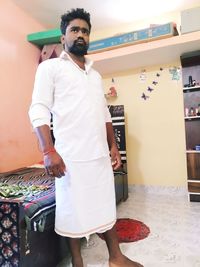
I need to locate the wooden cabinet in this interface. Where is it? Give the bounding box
[181,50,200,201]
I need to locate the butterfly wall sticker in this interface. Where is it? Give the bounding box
[139,67,164,101]
[147,86,154,92]
[141,93,150,100]
[152,81,158,85]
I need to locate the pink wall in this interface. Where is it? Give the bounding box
[0,1,47,172]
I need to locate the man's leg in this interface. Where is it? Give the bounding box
[68,237,84,267]
[103,225,144,267]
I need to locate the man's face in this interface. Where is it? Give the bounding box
[62,18,90,56]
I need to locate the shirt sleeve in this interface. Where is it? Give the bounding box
[99,76,112,123]
[29,61,54,128]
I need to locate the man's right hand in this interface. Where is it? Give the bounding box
[44,152,66,178]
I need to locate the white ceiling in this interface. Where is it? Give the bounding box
[12,0,200,31]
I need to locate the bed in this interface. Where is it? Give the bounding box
[0,167,70,267]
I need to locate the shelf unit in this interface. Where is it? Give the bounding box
[181,50,200,202]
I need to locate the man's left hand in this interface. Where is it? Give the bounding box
[110,145,122,170]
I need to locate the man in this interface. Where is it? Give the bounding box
[29,8,143,267]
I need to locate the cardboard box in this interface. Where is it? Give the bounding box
[181,7,200,34]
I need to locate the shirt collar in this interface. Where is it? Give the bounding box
[59,51,93,71]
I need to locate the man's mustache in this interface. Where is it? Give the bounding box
[74,38,86,45]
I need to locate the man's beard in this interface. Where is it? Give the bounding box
[68,39,89,56]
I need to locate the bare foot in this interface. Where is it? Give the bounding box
[109,255,143,267]
[71,257,84,267]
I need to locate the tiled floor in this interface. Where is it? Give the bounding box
[58,186,200,267]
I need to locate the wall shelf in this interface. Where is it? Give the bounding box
[87,31,200,75]
[188,192,200,195]
[186,150,200,153]
[28,29,200,75]
[183,85,200,91]
[27,28,61,47]
[185,116,200,120]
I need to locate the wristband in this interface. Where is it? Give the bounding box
[43,148,56,156]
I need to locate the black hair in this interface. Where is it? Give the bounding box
[60,8,91,34]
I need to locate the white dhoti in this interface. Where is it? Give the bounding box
[55,156,116,238]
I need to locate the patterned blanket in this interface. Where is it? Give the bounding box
[0,167,55,232]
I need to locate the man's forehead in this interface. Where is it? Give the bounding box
[68,19,89,29]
